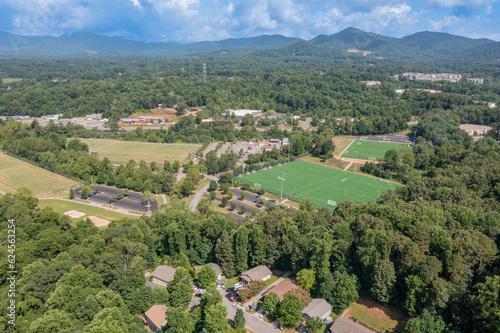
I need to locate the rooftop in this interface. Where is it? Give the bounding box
[145,304,167,330]
[330,317,375,333]
[242,265,272,282]
[302,298,332,319]
[152,265,176,283]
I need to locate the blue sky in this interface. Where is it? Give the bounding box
[0,0,498,42]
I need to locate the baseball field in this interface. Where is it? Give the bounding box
[237,160,401,209]
[341,140,410,161]
[0,153,80,195]
[79,139,200,164]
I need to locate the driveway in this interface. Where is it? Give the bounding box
[300,117,313,130]
[219,289,282,333]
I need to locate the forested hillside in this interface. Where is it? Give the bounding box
[0,116,499,332]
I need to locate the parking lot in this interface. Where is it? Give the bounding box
[74,185,158,213]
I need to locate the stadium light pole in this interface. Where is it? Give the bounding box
[354,151,359,173]
[278,172,286,202]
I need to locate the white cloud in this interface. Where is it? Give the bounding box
[426,0,498,8]
[429,15,460,30]
[130,0,143,10]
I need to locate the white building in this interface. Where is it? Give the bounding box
[225,109,262,118]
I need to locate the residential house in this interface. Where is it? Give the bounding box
[302,298,332,321]
[145,304,167,332]
[151,265,176,287]
[241,265,272,285]
[329,317,374,333]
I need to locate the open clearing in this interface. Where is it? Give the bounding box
[237,160,400,209]
[0,153,80,195]
[341,139,410,161]
[39,199,139,220]
[2,78,23,84]
[79,139,200,164]
[344,298,409,332]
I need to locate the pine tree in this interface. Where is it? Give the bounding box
[233,226,249,274]
[234,308,245,329]
[215,230,236,278]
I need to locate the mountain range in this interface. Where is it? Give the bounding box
[0,28,497,61]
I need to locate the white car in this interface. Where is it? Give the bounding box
[232,303,241,309]
[259,312,266,319]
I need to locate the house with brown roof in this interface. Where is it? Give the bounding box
[241,265,272,285]
[330,317,374,333]
[151,265,176,287]
[145,304,167,332]
[302,298,332,321]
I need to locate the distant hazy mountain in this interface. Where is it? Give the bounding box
[308,27,495,60]
[0,28,495,60]
[0,31,302,57]
[455,41,500,61]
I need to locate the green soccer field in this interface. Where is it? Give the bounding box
[340,140,410,161]
[237,160,401,209]
[78,139,200,164]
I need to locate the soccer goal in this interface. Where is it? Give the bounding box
[369,157,376,161]
[341,178,347,182]
[254,183,262,189]
[327,200,337,206]
[380,179,389,183]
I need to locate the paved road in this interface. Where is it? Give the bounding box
[300,117,313,130]
[190,182,211,211]
[218,289,281,333]
[189,174,219,211]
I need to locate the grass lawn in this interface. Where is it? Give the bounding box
[0,153,81,196]
[181,178,211,206]
[346,298,408,332]
[2,78,23,84]
[341,139,410,161]
[222,276,240,288]
[38,199,140,221]
[79,139,200,164]
[237,160,401,209]
[263,275,280,289]
[299,154,349,170]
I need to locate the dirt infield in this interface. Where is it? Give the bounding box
[64,210,86,218]
[87,216,111,227]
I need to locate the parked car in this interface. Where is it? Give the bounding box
[232,303,241,309]
[259,312,266,319]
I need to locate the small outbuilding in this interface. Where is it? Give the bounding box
[241,265,272,285]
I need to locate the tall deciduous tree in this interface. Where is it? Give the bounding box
[204,303,231,333]
[198,265,217,288]
[296,269,316,290]
[276,292,304,327]
[370,260,396,303]
[263,292,280,317]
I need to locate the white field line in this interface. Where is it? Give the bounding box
[91,142,117,152]
[339,138,356,158]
